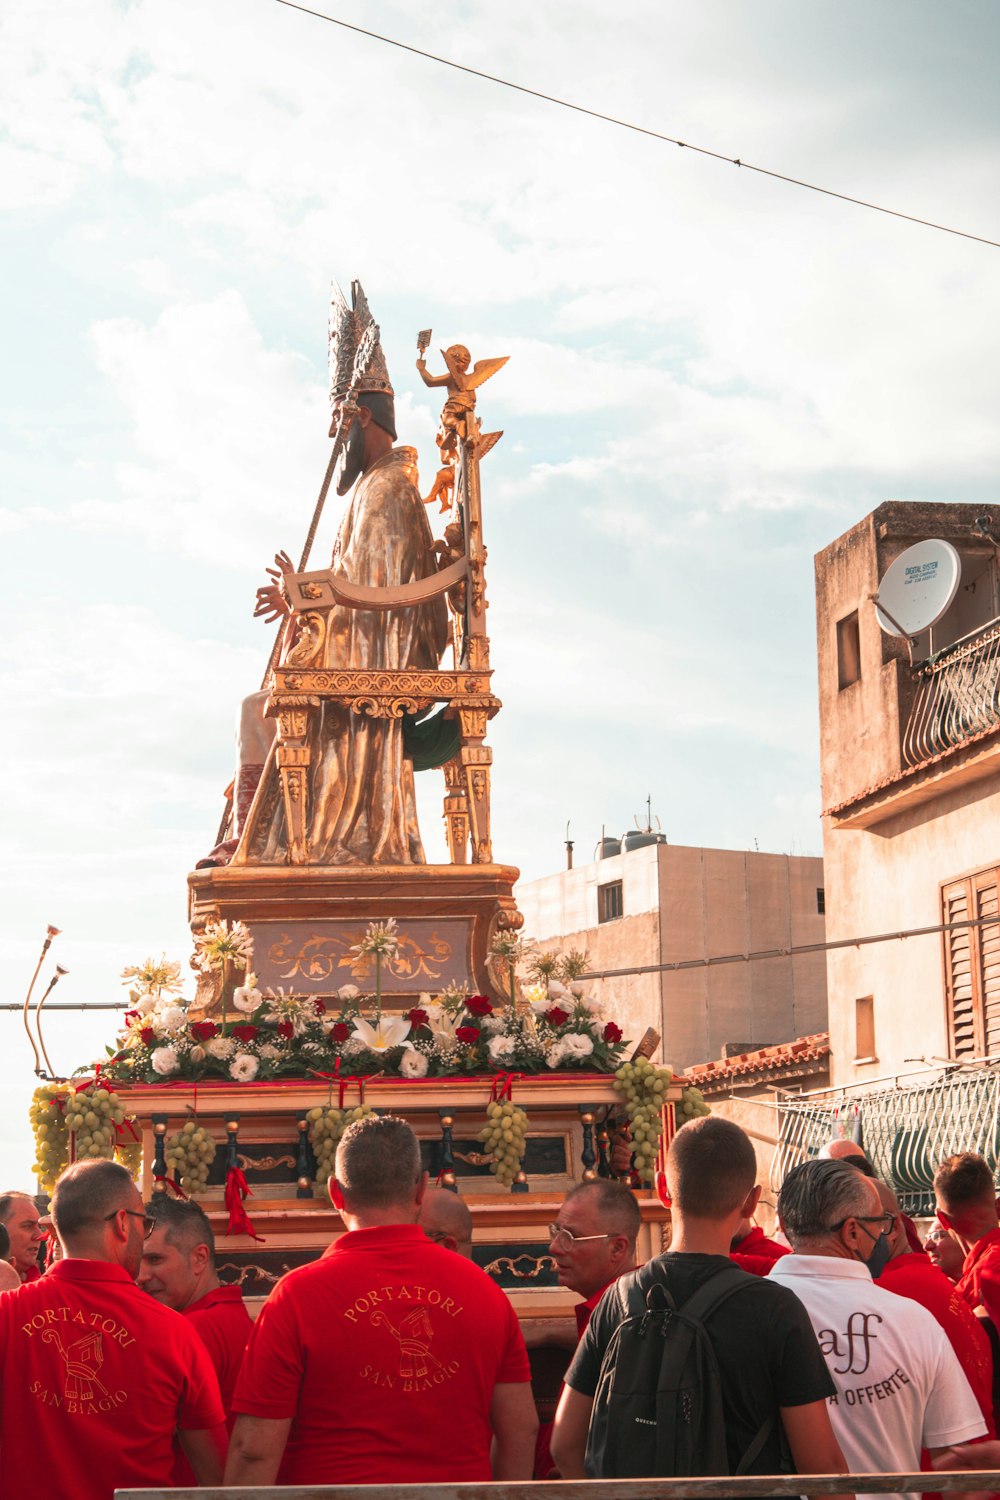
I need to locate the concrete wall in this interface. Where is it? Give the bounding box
[824,779,1000,1088]
[517,843,828,1075]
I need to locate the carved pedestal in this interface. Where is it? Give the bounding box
[188,862,522,1007]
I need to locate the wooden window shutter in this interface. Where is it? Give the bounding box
[942,866,1000,1059]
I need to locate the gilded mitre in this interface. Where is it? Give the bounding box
[328,279,393,402]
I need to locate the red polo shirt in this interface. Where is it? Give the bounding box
[956,1227,1000,1313]
[731,1225,791,1277]
[881,1252,995,1435]
[234,1223,530,1484]
[0,1258,225,1500]
[184,1284,253,1421]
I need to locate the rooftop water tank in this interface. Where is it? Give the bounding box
[622,829,667,853]
[598,836,621,859]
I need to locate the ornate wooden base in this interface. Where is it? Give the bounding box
[118,1073,673,1320]
[187,862,522,1006]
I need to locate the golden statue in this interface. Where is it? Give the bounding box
[416,337,508,511]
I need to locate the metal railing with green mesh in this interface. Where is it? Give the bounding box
[771,1065,1000,1215]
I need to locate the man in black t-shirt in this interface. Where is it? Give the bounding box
[551,1117,851,1500]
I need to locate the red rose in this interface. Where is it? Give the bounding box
[231,1024,258,1042]
[546,1006,569,1028]
[276,1021,295,1040]
[603,1022,623,1044]
[190,1020,219,1042]
[313,998,327,1015]
[465,994,493,1017]
[455,1025,480,1046]
[407,1008,429,1028]
[140,1027,155,1046]
[124,1009,140,1025]
[332,1022,351,1043]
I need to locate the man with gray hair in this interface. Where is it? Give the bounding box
[227,1114,537,1487]
[772,1158,1000,1500]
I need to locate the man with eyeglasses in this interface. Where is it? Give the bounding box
[0,1158,227,1500]
[772,1158,1000,1500]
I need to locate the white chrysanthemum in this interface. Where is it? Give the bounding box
[151,1045,179,1076]
[232,986,262,1014]
[487,1034,516,1062]
[205,1036,236,1059]
[400,1047,429,1078]
[230,1052,259,1082]
[338,984,360,1001]
[546,1040,566,1069]
[155,1004,186,1033]
[561,1031,595,1060]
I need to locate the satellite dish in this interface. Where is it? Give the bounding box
[874,539,961,637]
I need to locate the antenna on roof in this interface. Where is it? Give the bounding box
[565,820,574,871]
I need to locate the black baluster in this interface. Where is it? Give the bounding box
[596,1119,612,1179]
[225,1115,240,1174]
[579,1107,597,1182]
[296,1115,313,1199]
[151,1114,168,1192]
[438,1109,457,1192]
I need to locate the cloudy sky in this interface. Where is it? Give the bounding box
[2,0,999,1183]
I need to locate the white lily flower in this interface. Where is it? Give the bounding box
[351,1016,411,1052]
[429,1012,461,1047]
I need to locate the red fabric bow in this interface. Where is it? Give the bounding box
[490,1072,522,1103]
[225,1166,263,1241]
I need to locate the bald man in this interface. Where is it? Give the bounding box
[419,1187,474,1258]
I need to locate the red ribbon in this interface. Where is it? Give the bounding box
[490,1072,522,1103]
[153,1172,189,1200]
[309,1063,346,1109]
[225,1166,263,1241]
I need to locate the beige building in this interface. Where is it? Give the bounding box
[816,501,1000,1089]
[516,840,827,1073]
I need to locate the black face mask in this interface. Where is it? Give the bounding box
[859,1222,892,1280]
[335,416,366,495]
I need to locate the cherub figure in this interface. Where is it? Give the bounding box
[416,343,508,463]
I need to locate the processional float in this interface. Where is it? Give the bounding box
[28,284,695,1327]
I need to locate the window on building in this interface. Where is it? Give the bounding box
[598,880,623,924]
[854,996,876,1062]
[942,865,1000,1059]
[817,887,826,915]
[836,611,861,689]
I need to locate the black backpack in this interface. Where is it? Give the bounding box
[584,1261,775,1478]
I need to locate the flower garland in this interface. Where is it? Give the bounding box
[94,924,633,1085]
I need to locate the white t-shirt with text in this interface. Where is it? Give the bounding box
[770,1255,986,1500]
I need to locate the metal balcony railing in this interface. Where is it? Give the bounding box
[902,616,1000,767]
[772,1063,1000,1215]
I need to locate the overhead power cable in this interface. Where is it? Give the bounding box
[580,911,998,981]
[273,0,1000,251]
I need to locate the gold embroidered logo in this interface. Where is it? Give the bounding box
[349,1283,462,1394]
[371,1305,442,1380]
[42,1326,109,1402]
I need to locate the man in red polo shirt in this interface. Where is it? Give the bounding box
[0,1191,45,1283]
[227,1114,537,1487]
[876,1179,995,1436]
[0,1158,226,1500]
[935,1152,1000,1314]
[139,1196,252,1422]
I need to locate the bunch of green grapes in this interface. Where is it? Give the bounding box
[479,1100,528,1187]
[115,1135,143,1181]
[64,1085,127,1163]
[307,1104,373,1184]
[165,1121,217,1195]
[613,1058,674,1183]
[678,1083,711,1123]
[30,1084,70,1192]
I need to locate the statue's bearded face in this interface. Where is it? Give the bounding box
[335,413,366,495]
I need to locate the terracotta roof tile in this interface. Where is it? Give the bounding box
[685,1032,830,1086]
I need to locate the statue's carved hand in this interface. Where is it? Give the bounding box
[253,551,295,622]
